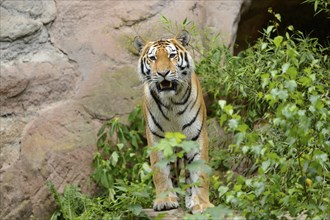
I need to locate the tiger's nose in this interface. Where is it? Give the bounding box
[157,70,170,77]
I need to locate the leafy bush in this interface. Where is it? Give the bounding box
[49,106,154,219]
[197,14,330,219]
[49,182,153,220]
[93,106,151,189]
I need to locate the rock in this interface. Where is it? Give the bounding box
[0,7,42,41]
[0,48,80,115]
[1,0,57,24]
[78,66,142,120]
[207,118,233,150]
[0,117,27,171]
[1,101,99,219]
[0,64,30,103]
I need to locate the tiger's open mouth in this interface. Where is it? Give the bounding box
[156,80,177,92]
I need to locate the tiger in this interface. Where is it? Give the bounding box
[134,30,214,214]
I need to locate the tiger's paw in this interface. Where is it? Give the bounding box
[153,196,179,211]
[191,202,214,214]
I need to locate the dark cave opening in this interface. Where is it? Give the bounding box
[234,0,329,54]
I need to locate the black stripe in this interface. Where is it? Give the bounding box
[192,127,202,141]
[179,52,183,63]
[187,152,199,164]
[173,85,191,105]
[179,53,184,70]
[147,122,164,139]
[174,43,185,51]
[190,88,199,110]
[177,100,192,115]
[182,105,201,130]
[191,119,203,141]
[147,106,164,132]
[149,127,164,139]
[150,90,169,120]
[151,90,168,108]
[140,60,145,75]
[184,52,190,69]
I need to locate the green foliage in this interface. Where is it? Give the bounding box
[49,106,154,219]
[49,182,153,220]
[48,183,88,220]
[197,14,330,219]
[93,106,150,189]
[304,0,330,16]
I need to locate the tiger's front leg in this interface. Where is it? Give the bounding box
[185,131,214,214]
[147,130,179,211]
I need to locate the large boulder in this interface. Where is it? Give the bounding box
[0,0,248,219]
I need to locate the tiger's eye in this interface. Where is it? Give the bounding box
[169,53,176,58]
[149,56,156,61]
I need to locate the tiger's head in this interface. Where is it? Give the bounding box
[134,30,194,95]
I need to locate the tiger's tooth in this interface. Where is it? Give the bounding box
[160,84,164,89]
[169,82,172,87]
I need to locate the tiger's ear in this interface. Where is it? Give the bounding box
[134,36,145,54]
[176,30,190,47]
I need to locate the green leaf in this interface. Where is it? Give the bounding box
[282,63,290,73]
[165,132,186,143]
[273,36,283,48]
[142,162,152,173]
[156,159,169,170]
[182,141,199,153]
[286,66,298,79]
[117,143,124,150]
[261,160,271,172]
[228,119,239,130]
[220,114,227,126]
[237,124,249,132]
[284,80,297,92]
[182,17,188,25]
[110,151,119,166]
[187,160,212,175]
[218,100,227,109]
[97,123,107,137]
[128,204,142,216]
[218,186,229,197]
[275,13,281,22]
[261,42,268,50]
[100,170,113,189]
[266,25,274,35]
[278,89,288,100]
[163,145,174,158]
[261,73,270,88]
[109,119,117,137]
[204,205,233,219]
[299,76,311,87]
[224,105,233,115]
[160,15,169,23]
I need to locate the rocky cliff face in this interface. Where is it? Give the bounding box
[0,0,248,219]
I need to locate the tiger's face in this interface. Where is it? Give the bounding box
[134,31,194,95]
